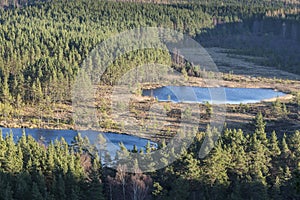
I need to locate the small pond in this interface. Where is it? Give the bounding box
[143,86,286,104]
[0,128,157,158]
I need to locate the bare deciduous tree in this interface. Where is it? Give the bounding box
[130,168,153,200]
[116,164,128,200]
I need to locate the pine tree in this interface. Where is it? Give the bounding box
[117,142,130,164]
[152,182,164,199]
[132,144,138,153]
[290,130,300,166]
[272,98,282,116]
[97,133,107,162]
[281,134,291,164]
[249,133,271,182]
[1,75,12,104]
[271,176,282,199]
[203,141,230,186]
[291,163,300,198]
[247,170,269,200]
[145,141,152,154]
[269,131,281,157]
[65,169,80,200]
[72,133,85,154]
[181,152,200,182]
[46,142,55,177]
[4,132,23,173]
[86,153,104,200]
[254,112,267,145]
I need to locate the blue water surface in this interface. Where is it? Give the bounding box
[0,128,157,157]
[143,86,286,104]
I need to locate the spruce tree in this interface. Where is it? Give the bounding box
[254,112,267,145]
[269,131,281,157]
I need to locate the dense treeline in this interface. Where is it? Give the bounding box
[0,0,298,113]
[106,113,300,199]
[1,0,299,8]
[156,113,300,199]
[1,113,300,199]
[0,131,105,200]
[0,0,212,110]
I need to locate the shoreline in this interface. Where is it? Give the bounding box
[0,126,160,144]
[0,73,299,140]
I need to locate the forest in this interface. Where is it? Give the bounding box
[0,113,300,199]
[0,0,299,109]
[0,0,299,199]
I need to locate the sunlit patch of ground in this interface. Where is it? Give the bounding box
[206,47,300,80]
